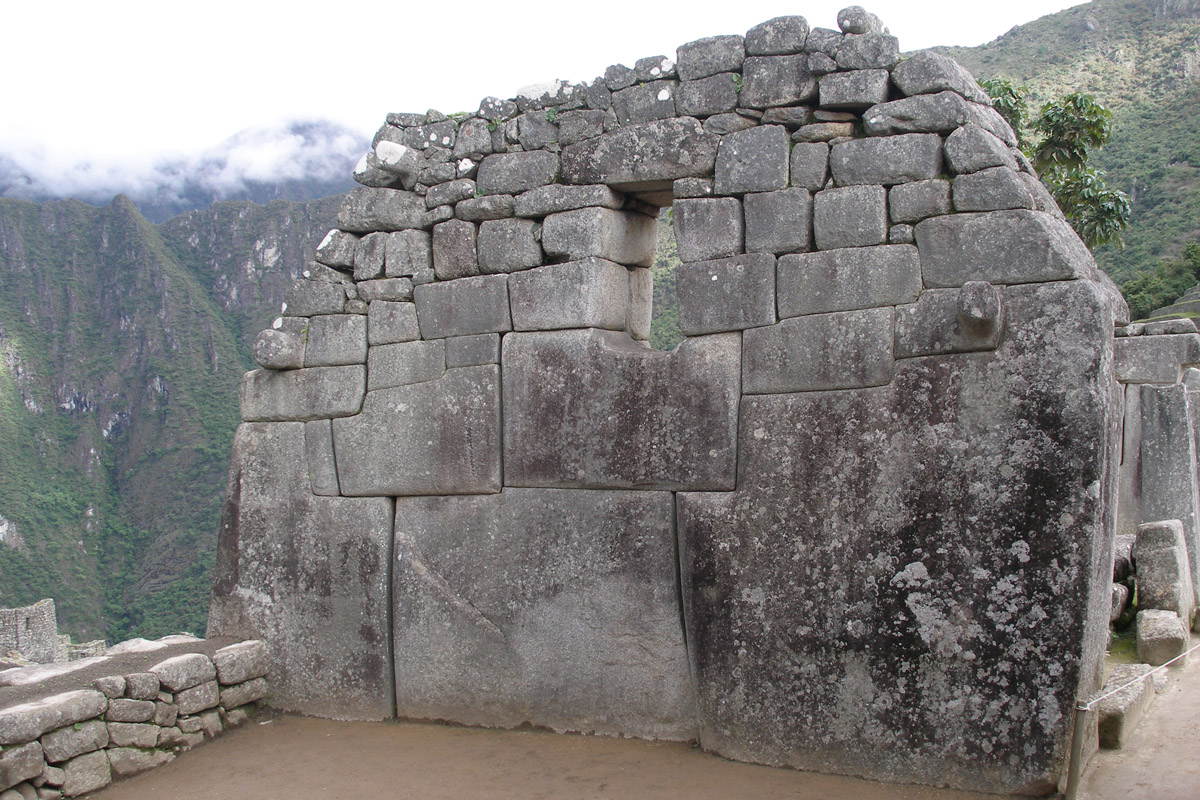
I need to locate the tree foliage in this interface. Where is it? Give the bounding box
[1120,242,1200,321]
[981,83,1132,250]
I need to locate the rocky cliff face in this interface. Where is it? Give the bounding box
[0,194,338,641]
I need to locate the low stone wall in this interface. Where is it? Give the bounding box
[0,639,268,798]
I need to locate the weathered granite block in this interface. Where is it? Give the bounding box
[778,245,921,318]
[315,230,359,269]
[40,720,108,763]
[240,366,365,422]
[790,142,830,191]
[837,5,883,33]
[392,489,698,740]
[0,742,42,791]
[819,69,890,110]
[367,300,420,346]
[455,194,515,222]
[367,340,446,391]
[739,56,817,108]
[445,334,501,368]
[556,109,606,146]
[1114,334,1200,384]
[478,218,543,274]
[208,423,394,719]
[915,210,1096,287]
[61,750,110,797]
[106,722,159,748]
[512,185,624,217]
[714,125,790,195]
[303,314,366,368]
[1134,519,1195,621]
[384,230,432,277]
[542,207,657,267]
[1137,609,1189,666]
[746,16,809,55]
[509,259,632,333]
[357,278,414,303]
[829,134,943,186]
[743,307,895,393]
[676,253,776,335]
[212,641,268,685]
[516,111,559,150]
[353,232,388,280]
[304,419,339,496]
[561,117,719,188]
[676,35,745,80]
[1139,388,1200,605]
[1,692,107,746]
[338,188,426,233]
[889,179,952,223]
[283,281,346,317]
[676,74,740,118]
[220,677,269,709]
[681,279,1118,794]
[953,167,1036,212]
[477,151,560,195]
[175,681,219,715]
[333,365,501,496]
[147,654,214,693]
[813,185,887,250]
[704,113,759,135]
[674,198,744,262]
[891,51,990,104]
[836,33,900,69]
[413,275,512,339]
[432,219,478,280]
[107,747,173,779]
[1097,664,1154,749]
[612,81,678,125]
[102,699,155,724]
[503,329,739,490]
[744,189,812,254]
[864,92,1016,145]
[93,676,125,700]
[253,329,304,370]
[944,125,1019,174]
[452,118,494,160]
[894,284,1005,358]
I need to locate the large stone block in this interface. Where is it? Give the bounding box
[476,151,560,195]
[790,142,830,191]
[148,653,215,692]
[432,219,479,280]
[745,15,809,55]
[1114,334,1200,384]
[1096,664,1155,749]
[413,275,512,339]
[1134,519,1195,621]
[953,167,1036,212]
[512,184,624,217]
[367,300,420,346]
[889,179,952,223]
[541,207,657,267]
[835,33,900,69]
[40,720,108,762]
[208,422,394,719]
[508,259,633,333]
[744,189,812,255]
[674,198,743,262]
[915,210,1096,287]
[561,117,719,189]
[612,81,679,125]
[777,245,921,318]
[333,366,501,496]
[676,35,745,80]
[891,51,990,104]
[445,334,500,368]
[61,750,110,797]
[384,229,432,277]
[477,218,543,274]
[107,747,173,779]
[714,125,790,195]
[1137,609,1189,666]
[0,742,43,791]
[739,56,817,108]
[676,73,740,117]
[282,280,346,317]
[367,340,445,391]
[1139,386,1200,605]
[819,69,890,110]
[864,92,1016,145]
[303,314,367,367]
[677,253,776,335]
[1,692,107,746]
[212,640,269,685]
[681,279,1118,794]
[829,134,943,186]
[392,489,697,740]
[743,307,895,393]
[240,366,365,422]
[338,188,426,233]
[502,329,740,490]
[813,184,887,250]
[944,125,1019,174]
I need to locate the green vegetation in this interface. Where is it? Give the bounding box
[1120,241,1200,319]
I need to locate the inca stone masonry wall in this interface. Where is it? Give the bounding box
[209,7,1127,795]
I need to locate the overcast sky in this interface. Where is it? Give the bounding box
[4,1,1086,171]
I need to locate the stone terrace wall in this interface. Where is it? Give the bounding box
[0,639,268,797]
[209,6,1126,795]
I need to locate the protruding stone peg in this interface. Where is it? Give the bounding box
[958,280,1001,332]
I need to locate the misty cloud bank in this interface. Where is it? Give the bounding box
[0,120,365,222]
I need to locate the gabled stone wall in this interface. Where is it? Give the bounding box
[0,601,67,666]
[209,6,1125,795]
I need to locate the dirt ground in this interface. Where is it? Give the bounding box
[91,657,1199,800]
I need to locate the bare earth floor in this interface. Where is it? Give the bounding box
[91,656,1199,800]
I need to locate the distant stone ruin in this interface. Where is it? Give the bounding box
[209,7,1131,796]
[1,600,67,666]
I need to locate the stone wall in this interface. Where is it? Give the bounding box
[0,639,268,798]
[209,6,1125,795]
[0,601,67,666]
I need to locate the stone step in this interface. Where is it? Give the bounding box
[1097,663,1156,749]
